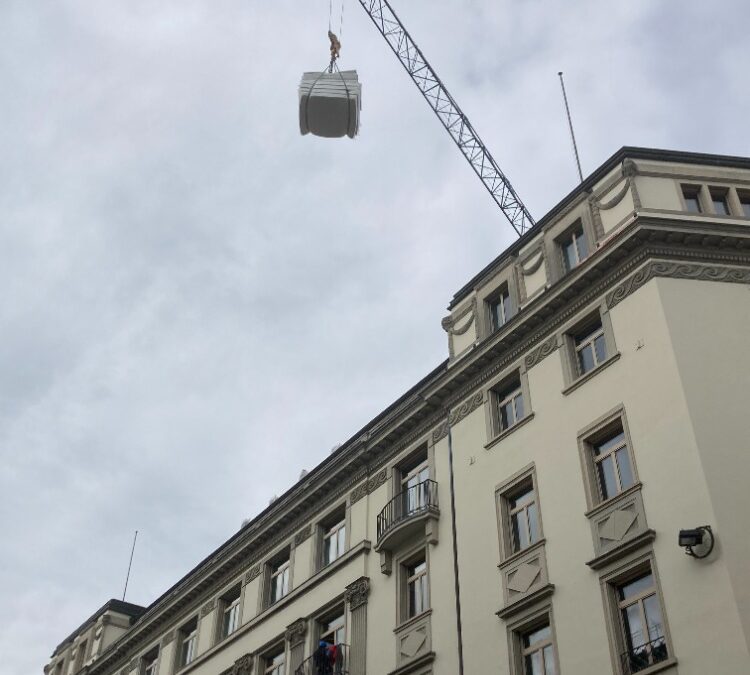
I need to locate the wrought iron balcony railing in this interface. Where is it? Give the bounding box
[376,479,438,543]
[295,643,348,675]
[620,635,668,674]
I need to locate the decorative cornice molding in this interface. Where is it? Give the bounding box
[607,260,750,310]
[432,390,484,443]
[200,599,216,618]
[350,468,388,504]
[520,249,545,276]
[293,525,312,548]
[244,565,262,585]
[160,630,175,648]
[129,657,138,672]
[285,618,308,646]
[345,576,371,610]
[524,334,559,370]
[231,653,254,675]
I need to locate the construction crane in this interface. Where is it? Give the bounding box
[356,0,535,237]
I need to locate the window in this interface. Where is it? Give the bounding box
[489,286,514,332]
[54,662,64,675]
[219,585,241,639]
[177,617,198,668]
[269,557,290,605]
[573,319,607,376]
[494,378,525,434]
[560,224,589,272]
[321,510,346,567]
[681,185,702,213]
[319,611,346,646]
[75,641,88,671]
[496,466,544,561]
[263,648,285,675]
[405,555,429,619]
[709,188,730,215]
[509,484,541,554]
[738,190,750,217]
[141,648,158,675]
[399,451,430,515]
[520,623,557,675]
[593,426,635,501]
[613,568,669,673]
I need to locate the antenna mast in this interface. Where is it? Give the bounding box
[557,72,583,183]
[122,530,138,602]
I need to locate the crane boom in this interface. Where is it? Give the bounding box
[357,0,535,236]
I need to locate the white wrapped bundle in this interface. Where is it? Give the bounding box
[299,70,362,139]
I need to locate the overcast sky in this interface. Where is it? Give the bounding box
[1,1,747,672]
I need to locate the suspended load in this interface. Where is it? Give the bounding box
[299,69,361,139]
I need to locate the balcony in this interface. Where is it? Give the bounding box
[620,635,668,674]
[375,480,439,573]
[295,643,348,675]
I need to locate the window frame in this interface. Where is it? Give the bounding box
[599,552,674,675]
[680,183,704,213]
[140,647,159,675]
[558,219,590,273]
[397,546,431,625]
[708,187,731,215]
[737,189,750,218]
[487,283,515,334]
[391,443,432,510]
[262,644,286,675]
[561,304,618,393]
[317,606,347,647]
[495,464,544,562]
[216,583,242,642]
[485,363,533,447]
[577,405,640,511]
[506,605,561,675]
[176,616,199,670]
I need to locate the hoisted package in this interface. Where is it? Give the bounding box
[299,70,361,139]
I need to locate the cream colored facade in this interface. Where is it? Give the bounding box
[46,147,750,675]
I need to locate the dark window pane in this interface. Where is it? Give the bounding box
[510,487,534,510]
[597,456,618,499]
[616,447,635,490]
[575,322,602,347]
[499,400,512,430]
[623,603,645,648]
[619,573,654,600]
[643,594,664,641]
[562,240,577,271]
[578,344,595,374]
[712,195,730,215]
[514,394,525,422]
[576,232,589,260]
[741,197,750,217]
[528,502,540,544]
[512,511,529,551]
[683,189,702,213]
[594,334,607,363]
[596,431,625,455]
[525,651,543,675]
[524,624,551,647]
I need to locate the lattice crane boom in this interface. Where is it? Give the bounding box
[357,0,535,236]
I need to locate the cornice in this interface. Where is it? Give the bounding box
[89,217,750,672]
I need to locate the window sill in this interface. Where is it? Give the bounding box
[622,656,678,675]
[496,583,555,620]
[584,482,643,519]
[485,413,536,451]
[587,529,656,570]
[394,608,432,635]
[498,538,547,571]
[561,352,621,396]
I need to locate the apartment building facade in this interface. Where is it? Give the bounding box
[46,147,750,675]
